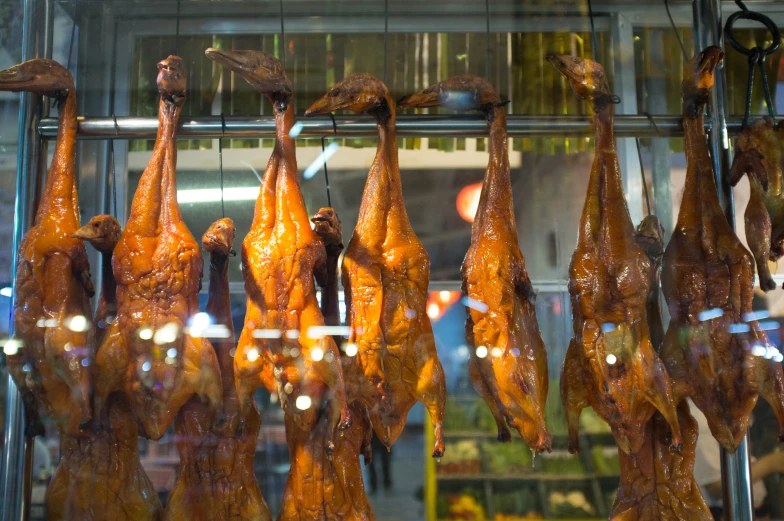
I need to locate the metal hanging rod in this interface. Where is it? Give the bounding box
[37,114,746,140]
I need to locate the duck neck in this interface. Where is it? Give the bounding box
[321,243,343,327]
[593,98,616,152]
[681,86,718,207]
[100,249,116,310]
[473,105,515,238]
[36,89,79,226]
[205,252,232,330]
[275,101,296,162]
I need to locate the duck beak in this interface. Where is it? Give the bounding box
[304,94,335,117]
[71,224,100,241]
[697,46,724,75]
[205,48,248,74]
[0,64,35,92]
[546,52,582,83]
[310,211,330,223]
[397,88,441,109]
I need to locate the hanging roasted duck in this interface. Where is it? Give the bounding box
[548,53,682,455]
[635,216,666,351]
[93,56,222,439]
[661,47,784,451]
[306,73,447,457]
[205,48,351,448]
[730,117,784,291]
[0,59,94,437]
[73,215,121,343]
[164,217,271,521]
[276,209,376,521]
[398,75,551,453]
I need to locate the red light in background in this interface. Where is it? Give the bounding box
[456,182,483,223]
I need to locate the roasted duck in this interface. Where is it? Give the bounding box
[46,394,163,521]
[205,48,351,447]
[662,47,784,451]
[0,59,94,437]
[398,75,551,453]
[73,215,121,344]
[611,404,712,521]
[548,53,682,455]
[93,56,222,439]
[165,218,271,521]
[730,117,784,291]
[306,73,447,457]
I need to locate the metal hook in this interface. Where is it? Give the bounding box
[321,113,337,209]
[219,113,226,219]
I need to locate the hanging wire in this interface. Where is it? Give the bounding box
[663,0,688,61]
[111,114,119,217]
[485,0,491,79]
[383,0,389,84]
[321,113,337,208]
[279,0,286,67]
[724,0,780,127]
[636,139,653,216]
[586,0,599,59]
[175,0,181,56]
[218,113,226,218]
[66,0,78,73]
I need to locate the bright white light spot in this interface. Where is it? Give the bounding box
[462,297,489,313]
[343,343,358,357]
[765,347,778,360]
[288,121,304,138]
[491,347,503,358]
[191,312,211,329]
[167,347,177,358]
[154,323,179,345]
[758,321,780,331]
[252,329,282,339]
[178,187,261,204]
[247,348,260,362]
[457,345,469,358]
[64,343,73,352]
[306,325,352,338]
[303,142,340,179]
[752,344,768,357]
[427,303,440,319]
[476,345,488,358]
[439,291,451,303]
[296,395,312,410]
[729,323,751,334]
[194,324,231,339]
[67,315,89,332]
[270,392,278,403]
[311,347,324,361]
[606,354,617,365]
[165,356,175,365]
[774,353,784,363]
[141,361,151,372]
[139,328,153,340]
[601,323,616,333]
[285,330,300,340]
[3,339,21,356]
[44,319,58,328]
[699,308,724,321]
[36,319,45,328]
[0,287,12,297]
[743,310,771,322]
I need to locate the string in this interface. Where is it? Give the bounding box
[587,0,599,59]
[383,0,388,85]
[175,0,181,56]
[485,0,491,79]
[321,113,337,208]
[663,0,688,61]
[279,0,285,67]
[66,0,78,73]
[636,138,652,216]
[111,114,119,217]
[219,113,226,218]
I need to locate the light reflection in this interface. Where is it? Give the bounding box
[288,121,304,138]
[303,142,339,180]
[64,343,73,352]
[743,310,771,322]
[3,339,21,356]
[758,321,780,332]
[295,395,312,410]
[426,303,440,319]
[67,315,89,332]
[601,323,616,333]
[751,344,768,357]
[247,348,260,362]
[511,348,520,357]
[139,328,153,340]
[476,345,488,359]
[141,361,152,372]
[606,354,617,365]
[167,347,177,358]
[698,308,724,321]
[81,358,89,367]
[285,330,300,340]
[190,324,231,339]
[311,347,324,362]
[729,323,751,334]
[252,329,282,339]
[154,323,179,345]
[290,348,300,357]
[0,287,12,297]
[462,297,489,313]
[491,347,503,358]
[306,325,351,339]
[456,345,470,358]
[439,291,451,303]
[343,343,358,357]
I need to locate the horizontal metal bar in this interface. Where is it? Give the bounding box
[38,114,744,140]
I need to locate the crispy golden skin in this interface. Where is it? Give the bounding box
[0,59,95,437]
[548,53,682,456]
[205,48,351,450]
[73,215,121,344]
[664,48,784,452]
[307,74,447,457]
[164,218,271,521]
[731,117,784,291]
[46,395,163,521]
[93,56,222,440]
[611,403,712,521]
[399,75,551,453]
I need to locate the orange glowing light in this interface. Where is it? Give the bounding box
[439,290,451,303]
[427,302,441,320]
[456,182,482,223]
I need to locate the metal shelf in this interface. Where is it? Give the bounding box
[437,473,620,482]
[36,114,746,140]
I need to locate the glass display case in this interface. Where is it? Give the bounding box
[1,1,784,520]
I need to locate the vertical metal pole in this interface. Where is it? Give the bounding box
[0,0,51,519]
[693,1,753,520]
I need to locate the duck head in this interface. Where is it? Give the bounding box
[398,74,505,113]
[305,73,392,120]
[684,46,723,91]
[157,55,187,106]
[205,48,292,112]
[72,215,122,254]
[0,58,74,100]
[310,207,343,249]
[202,217,236,257]
[546,53,616,106]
